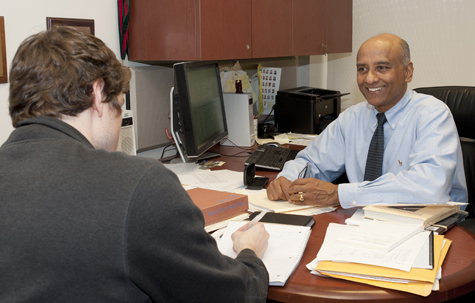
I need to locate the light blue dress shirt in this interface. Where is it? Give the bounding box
[278,89,468,209]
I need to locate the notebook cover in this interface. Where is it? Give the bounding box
[248,211,315,228]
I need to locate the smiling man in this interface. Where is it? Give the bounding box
[267,33,467,209]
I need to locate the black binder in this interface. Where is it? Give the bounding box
[248,212,315,229]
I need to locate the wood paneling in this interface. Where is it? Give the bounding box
[129,0,353,62]
[252,0,293,59]
[325,0,353,54]
[292,0,325,56]
[129,0,197,61]
[198,0,252,60]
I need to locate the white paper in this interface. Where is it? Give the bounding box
[247,192,315,213]
[163,162,203,176]
[335,220,424,252]
[317,270,413,283]
[344,208,374,226]
[218,220,311,286]
[412,233,433,269]
[260,67,281,110]
[313,223,430,272]
[286,132,318,146]
[205,213,250,233]
[255,133,290,145]
[283,207,336,216]
[173,169,244,192]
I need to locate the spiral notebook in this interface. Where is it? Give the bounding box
[217,220,311,286]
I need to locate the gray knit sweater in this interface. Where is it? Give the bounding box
[0,117,268,302]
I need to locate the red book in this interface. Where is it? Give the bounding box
[187,188,249,226]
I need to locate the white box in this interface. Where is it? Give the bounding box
[117,110,137,156]
[221,93,255,147]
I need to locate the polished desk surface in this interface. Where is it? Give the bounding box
[208,144,475,302]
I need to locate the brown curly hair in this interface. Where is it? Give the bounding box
[8,26,131,127]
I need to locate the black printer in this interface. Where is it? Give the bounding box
[274,86,348,134]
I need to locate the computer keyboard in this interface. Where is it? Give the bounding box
[245,145,299,171]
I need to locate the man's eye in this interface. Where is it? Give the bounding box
[357,67,367,72]
[377,66,389,71]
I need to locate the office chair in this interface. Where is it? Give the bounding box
[414,86,475,233]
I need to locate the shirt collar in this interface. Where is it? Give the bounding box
[16,116,94,148]
[369,89,412,130]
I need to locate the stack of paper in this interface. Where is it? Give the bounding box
[245,191,336,216]
[164,163,246,192]
[307,221,451,297]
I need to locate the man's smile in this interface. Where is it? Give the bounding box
[367,86,385,92]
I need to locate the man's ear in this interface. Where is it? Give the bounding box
[405,62,414,83]
[91,79,105,117]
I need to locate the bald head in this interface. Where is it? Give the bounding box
[356,33,414,112]
[359,34,411,67]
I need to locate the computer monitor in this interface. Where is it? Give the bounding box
[170,61,228,163]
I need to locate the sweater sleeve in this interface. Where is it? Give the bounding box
[125,164,269,303]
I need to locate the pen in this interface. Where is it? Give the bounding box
[298,163,310,179]
[245,210,268,231]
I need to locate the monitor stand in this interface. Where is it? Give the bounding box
[170,145,221,164]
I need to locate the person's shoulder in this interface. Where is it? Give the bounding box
[337,100,372,121]
[409,90,450,112]
[91,149,172,178]
[95,149,157,165]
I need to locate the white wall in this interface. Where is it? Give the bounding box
[312,0,475,111]
[0,0,122,144]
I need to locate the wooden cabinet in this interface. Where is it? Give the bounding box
[129,1,197,61]
[251,0,293,59]
[293,0,352,56]
[129,0,252,62]
[198,0,252,60]
[129,0,352,62]
[325,0,353,54]
[292,0,325,56]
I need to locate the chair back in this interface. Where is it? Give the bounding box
[415,86,475,217]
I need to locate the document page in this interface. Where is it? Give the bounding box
[247,192,315,213]
[313,223,430,272]
[218,220,311,286]
[164,164,245,192]
[335,220,424,252]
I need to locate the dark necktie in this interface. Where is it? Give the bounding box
[364,113,387,181]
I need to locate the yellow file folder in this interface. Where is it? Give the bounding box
[316,235,451,297]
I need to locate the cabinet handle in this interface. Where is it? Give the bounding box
[322,43,328,56]
[247,44,250,50]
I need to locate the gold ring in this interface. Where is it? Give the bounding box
[299,192,304,202]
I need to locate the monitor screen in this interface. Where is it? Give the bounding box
[171,61,228,162]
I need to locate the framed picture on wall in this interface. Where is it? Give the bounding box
[1,16,8,84]
[46,17,95,35]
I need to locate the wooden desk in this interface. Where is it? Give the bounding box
[209,144,475,302]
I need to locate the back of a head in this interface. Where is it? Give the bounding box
[8,26,131,127]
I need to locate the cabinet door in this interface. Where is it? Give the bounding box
[325,0,353,54]
[198,0,252,60]
[252,0,293,58]
[292,0,325,56]
[129,0,197,61]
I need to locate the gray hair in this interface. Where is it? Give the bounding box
[399,38,411,67]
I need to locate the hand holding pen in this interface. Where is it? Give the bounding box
[231,212,269,259]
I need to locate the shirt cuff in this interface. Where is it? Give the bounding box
[338,182,360,209]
